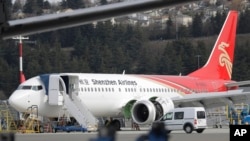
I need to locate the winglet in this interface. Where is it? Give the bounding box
[188,10,238,80]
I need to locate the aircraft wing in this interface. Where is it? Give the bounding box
[225,80,250,88]
[172,89,250,108]
[0,0,199,39]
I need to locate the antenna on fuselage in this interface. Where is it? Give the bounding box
[122,70,126,75]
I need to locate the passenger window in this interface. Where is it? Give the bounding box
[163,112,173,120]
[174,112,184,120]
[197,111,206,119]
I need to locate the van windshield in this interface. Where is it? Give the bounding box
[197,111,206,119]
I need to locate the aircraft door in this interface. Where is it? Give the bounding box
[48,75,65,105]
[68,75,79,100]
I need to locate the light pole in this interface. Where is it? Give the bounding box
[12,35,29,84]
[196,55,201,69]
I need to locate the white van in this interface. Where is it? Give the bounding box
[157,107,207,134]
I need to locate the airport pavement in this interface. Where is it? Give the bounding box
[13,127,229,141]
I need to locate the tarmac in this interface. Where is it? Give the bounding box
[10,127,229,141]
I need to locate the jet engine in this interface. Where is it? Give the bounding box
[131,97,174,125]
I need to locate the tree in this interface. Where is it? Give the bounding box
[238,9,250,34]
[100,0,108,5]
[2,0,12,19]
[158,42,174,74]
[12,0,22,13]
[211,12,226,35]
[67,0,85,9]
[191,13,203,37]
[23,0,42,15]
[177,25,190,38]
[43,0,51,9]
[60,0,68,9]
[72,30,88,57]
[165,16,175,39]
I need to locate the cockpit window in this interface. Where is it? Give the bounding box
[18,85,43,91]
[18,85,32,90]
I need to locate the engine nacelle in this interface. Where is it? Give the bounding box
[131,97,174,125]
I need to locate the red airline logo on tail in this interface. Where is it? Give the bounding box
[218,42,232,79]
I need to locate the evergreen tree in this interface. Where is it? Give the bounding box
[60,0,68,9]
[72,30,88,57]
[212,12,226,35]
[165,16,174,39]
[43,0,51,9]
[191,13,203,37]
[238,9,250,34]
[177,25,190,38]
[4,0,12,19]
[80,24,95,40]
[23,0,42,15]
[12,0,22,13]
[158,43,174,74]
[100,0,108,5]
[67,0,85,9]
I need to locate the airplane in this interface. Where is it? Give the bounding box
[7,10,250,131]
[0,0,199,39]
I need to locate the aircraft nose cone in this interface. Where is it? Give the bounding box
[8,91,27,112]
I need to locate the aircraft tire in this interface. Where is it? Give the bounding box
[112,119,121,131]
[39,126,44,133]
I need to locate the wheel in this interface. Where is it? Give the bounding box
[52,128,57,133]
[110,120,121,131]
[39,126,44,133]
[184,124,193,134]
[196,129,204,133]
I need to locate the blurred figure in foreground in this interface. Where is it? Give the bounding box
[136,122,169,141]
[90,126,116,141]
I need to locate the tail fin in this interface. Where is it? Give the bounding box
[188,10,238,80]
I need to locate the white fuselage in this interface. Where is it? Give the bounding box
[9,73,184,118]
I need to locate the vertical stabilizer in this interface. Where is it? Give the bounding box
[188,10,238,80]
